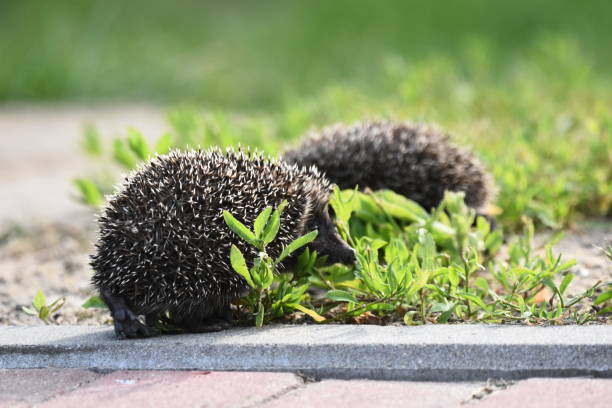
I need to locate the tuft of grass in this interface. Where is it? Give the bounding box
[21,290,65,325]
[222,189,608,325]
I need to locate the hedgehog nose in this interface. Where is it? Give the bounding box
[343,247,357,264]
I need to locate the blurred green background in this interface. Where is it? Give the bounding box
[2,0,610,229]
[1,0,611,108]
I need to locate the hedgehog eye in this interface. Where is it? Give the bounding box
[327,205,336,220]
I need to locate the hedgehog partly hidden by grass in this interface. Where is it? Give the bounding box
[282,120,496,215]
[91,149,355,339]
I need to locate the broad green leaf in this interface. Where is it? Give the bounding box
[33,290,46,310]
[276,230,318,264]
[375,190,429,221]
[229,245,254,288]
[223,211,258,246]
[253,206,273,238]
[474,277,489,292]
[155,133,173,154]
[81,295,107,309]
[558,259,577,271]
[73,178,104,207]
[559,274,574,295]
[594,290,612,305]
[260,263,274,288]
[39,305,49,321]
[457,292,490,312]
[113,138,137,169]
[262,201,288,245]
[330,186,358,225]
[326,289,358,303]
[127,128,150,160]
[287,304,326,322]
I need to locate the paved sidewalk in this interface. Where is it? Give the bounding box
[1,369,610,408]
[1,325,610,381]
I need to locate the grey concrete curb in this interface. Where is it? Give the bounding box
[1,325,611,381]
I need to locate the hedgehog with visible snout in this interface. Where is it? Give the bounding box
[91,149,355,339]
[282,120,496,213]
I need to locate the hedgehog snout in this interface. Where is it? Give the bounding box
[310,229,355,265]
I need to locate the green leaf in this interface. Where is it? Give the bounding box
[48,297,65,313]
[253,206,273,239]
[594,290,612,305]
[287,303,326,322]
[21,306,37,316]
[276,230,318,264]
[559,274,574,295]
[474,277,489,293]
[259,262,274,288]
[155,133,173,155]
[73,178,104,207]
[33,290,46,310]
[223,211,258,246]
[375,190,429,221]
[457,292,490,312]
[113,138,137,169]
[326,289,358,303]
[597,306,612,315]
[82,124,102,156]
[403,311,417,326]
[255,303,264,327]
[81,295,107,309]
[39,305,49,321]
[330,186,358,225]
[229,245,255,288]
[558,259,577,271]
[127,128,150,160]
[417,229,436,272]
[262,201,288,245]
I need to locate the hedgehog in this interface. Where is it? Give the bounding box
[282,120,495,214]
[91,148,355,339]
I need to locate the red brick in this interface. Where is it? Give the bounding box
[260,379,476,408]
[0,368,101,407]
[39,371,302,408]
[472,378,612,408]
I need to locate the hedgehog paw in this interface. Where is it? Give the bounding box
[188,319,232,333]
[114,316,158,339]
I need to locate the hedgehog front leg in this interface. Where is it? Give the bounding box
[100,287,158,339]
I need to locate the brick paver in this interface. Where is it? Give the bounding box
[471,378,612,408]
[2,369,611,408]
[38,370,302,408]
[0,368,101,407]
[259,379,478,408]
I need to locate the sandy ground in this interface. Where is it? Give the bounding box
[0,104,165,324]
[0,104,609,325]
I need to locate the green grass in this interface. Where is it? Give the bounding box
[2,0,612,108]
[220,192,608,326]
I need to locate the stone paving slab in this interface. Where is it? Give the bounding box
[259,379,477,408]
[1,325,610,381]
[0,368,102,407]
[1,369,610,408]
[471,378,612,408]
[37,371,302,408]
